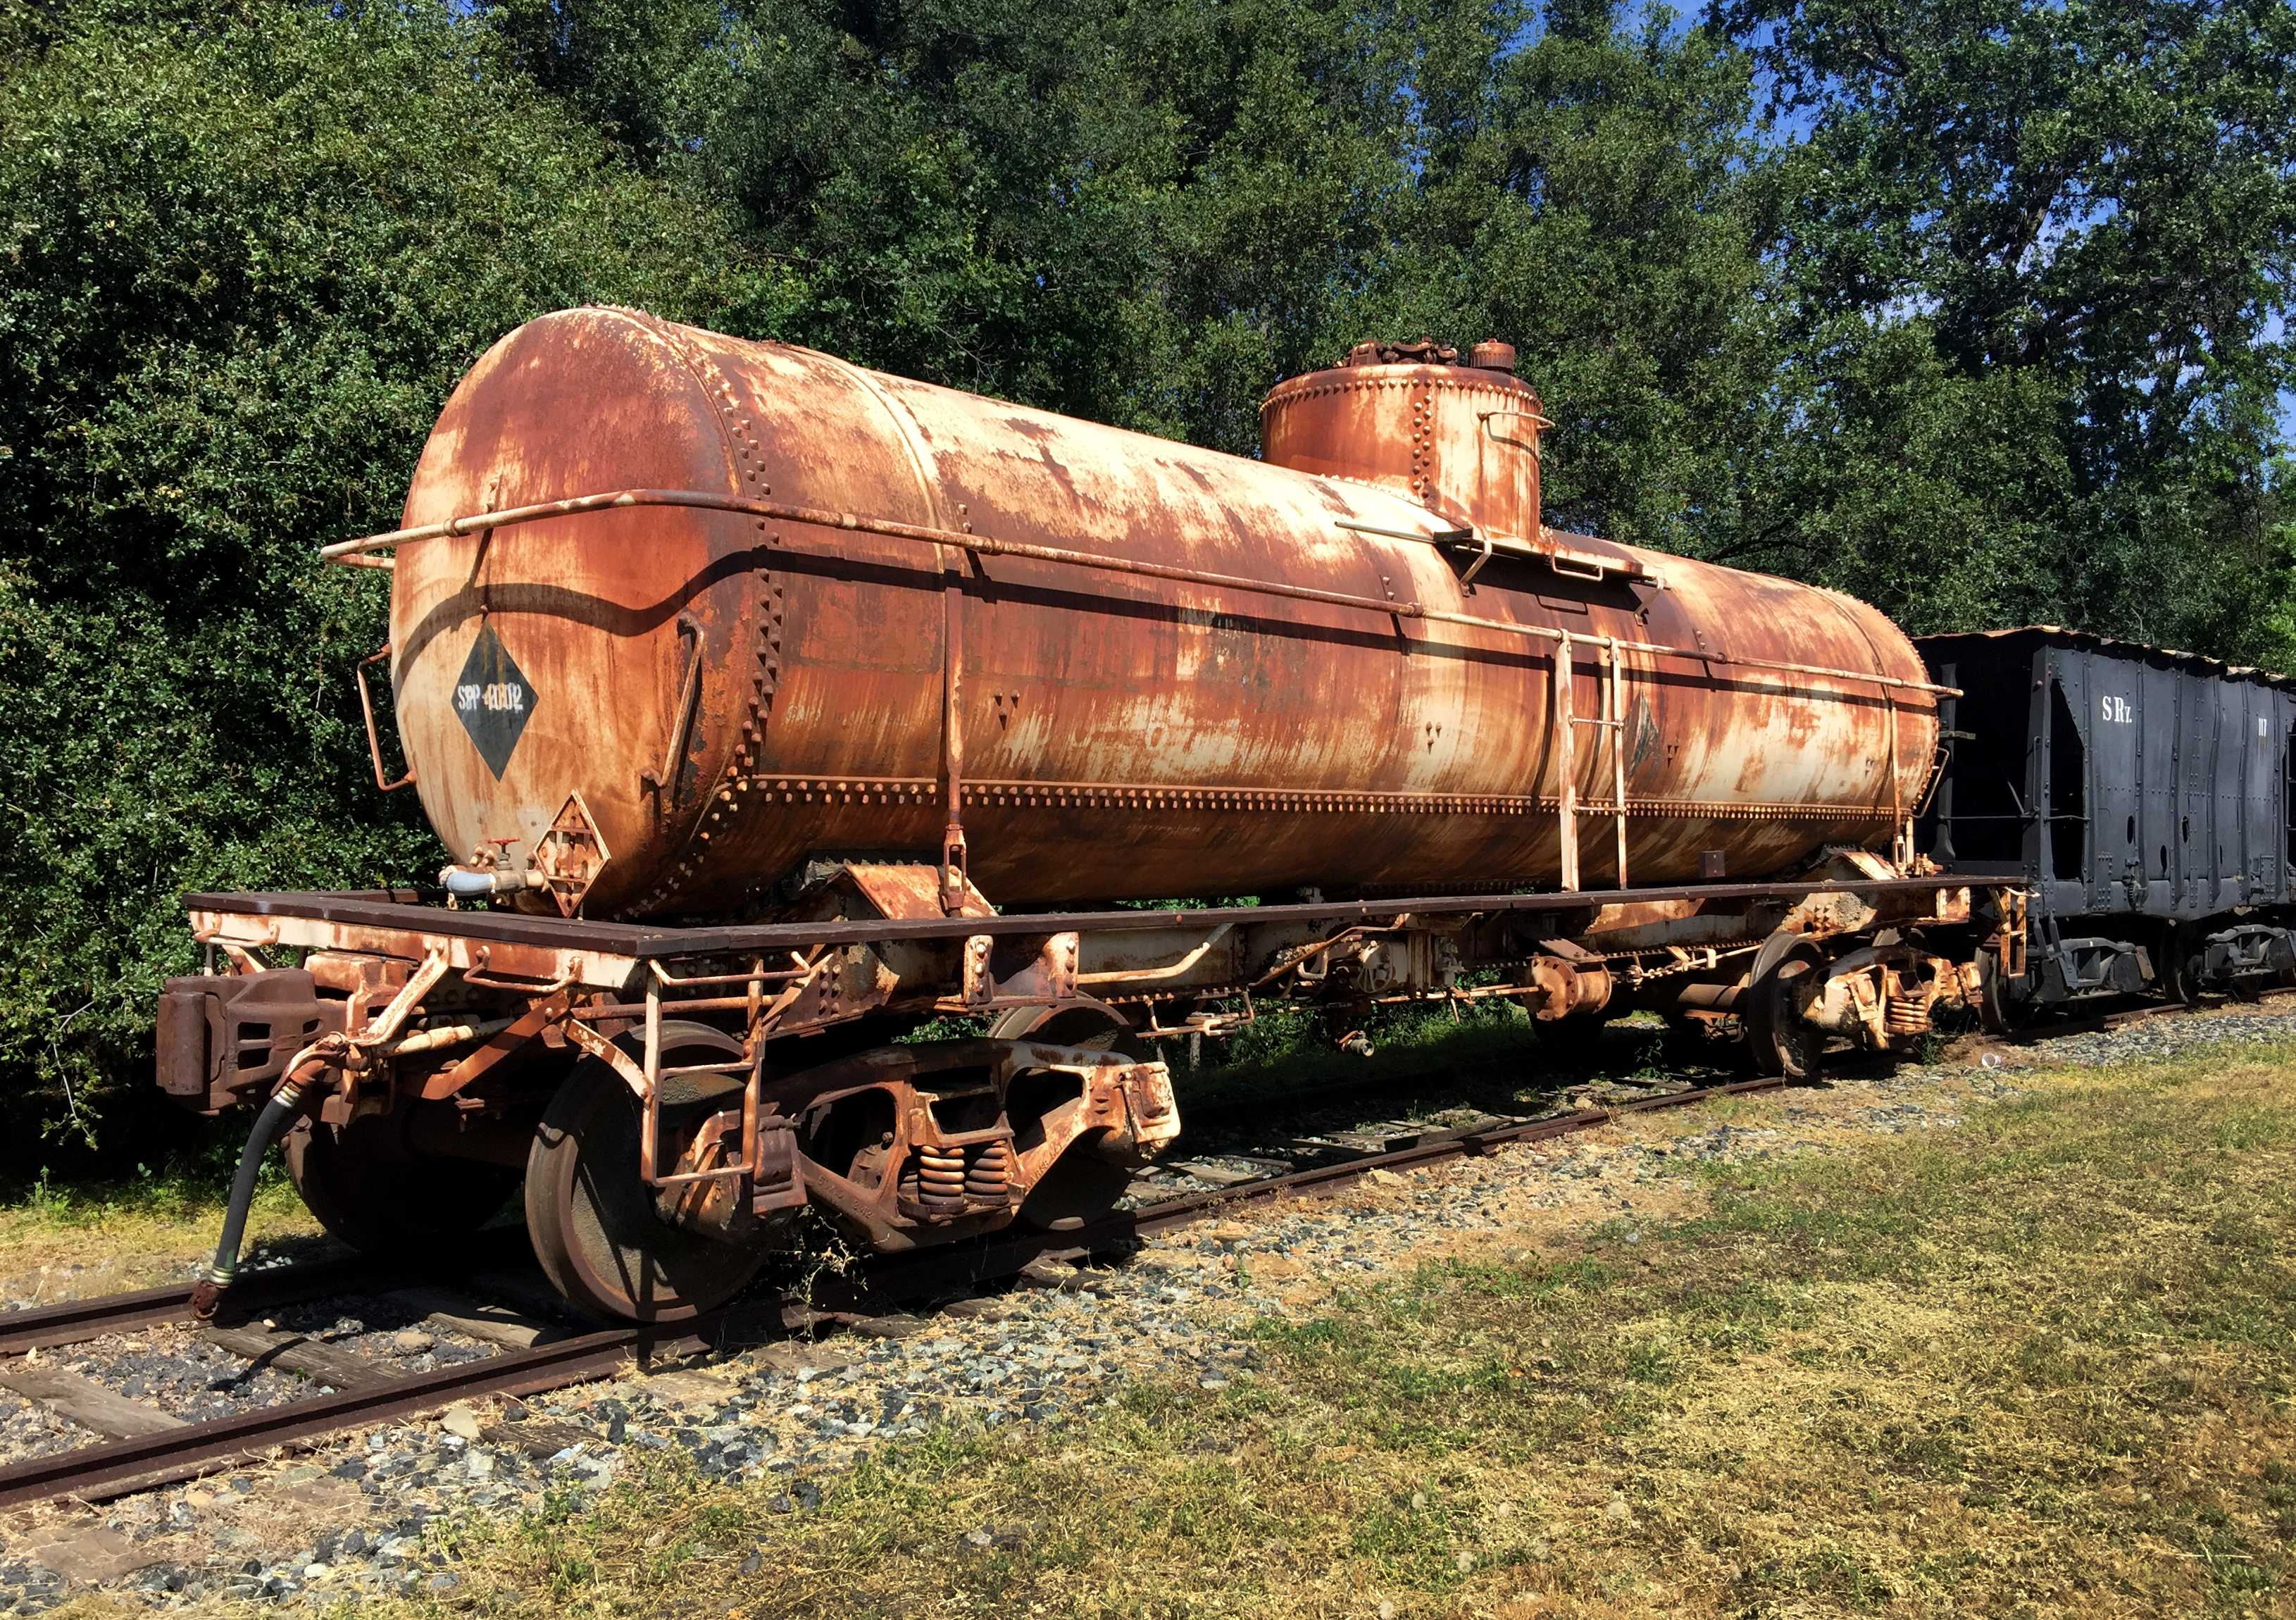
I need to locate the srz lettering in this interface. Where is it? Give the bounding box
[456,683,525,714]
[2100,695,2132,724]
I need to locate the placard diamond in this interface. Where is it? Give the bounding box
[451,623,537,779]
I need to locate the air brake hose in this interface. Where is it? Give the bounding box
[188,1076,312,1321]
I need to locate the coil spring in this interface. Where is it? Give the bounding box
[1885,995,1930,1035]
[900,1142,1017,1209]
[966,1140,1013,1202]
[916,1145,968,1209]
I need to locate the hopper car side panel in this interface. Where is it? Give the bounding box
[1918,627,2296,1014]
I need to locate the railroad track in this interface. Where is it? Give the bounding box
[6,987,2285,1516]
[0,1066,1803,1512]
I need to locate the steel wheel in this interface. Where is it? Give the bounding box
[1018,1152,1137,1232]
[2157,924,2204,1007]
[1745,945,1826,1080]
[285,1112,521,1259]
[1976,952,2033,1036]
[987,1004,1129,1050]
[525,1021,765,1323]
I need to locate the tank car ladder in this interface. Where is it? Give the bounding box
[1554,630,1631,892]
[601,955,824,1208]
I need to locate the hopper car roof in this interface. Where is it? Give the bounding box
[1914,625,2296,690]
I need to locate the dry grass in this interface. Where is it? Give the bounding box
[261,1049,2296,1616]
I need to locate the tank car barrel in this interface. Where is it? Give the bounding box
[377,309,1956,914]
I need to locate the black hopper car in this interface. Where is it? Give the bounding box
[1916,627,2296,1029]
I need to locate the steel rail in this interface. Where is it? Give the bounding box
[0,980,2274,1514]
[316,487,1959,698]
[0,1323,682,1512]
[0,1257,392,1360]
[8,983,2250,1366]
[0,1064,1793,1509]
[1135,1074,1797,1223]
[0,1224,550,1362]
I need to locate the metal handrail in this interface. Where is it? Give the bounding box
[320,487,1961,699]
[640,615,705,802]
[354,644,416,792]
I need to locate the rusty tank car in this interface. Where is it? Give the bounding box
[159,311,2002,1326]
[377,311,1934,916]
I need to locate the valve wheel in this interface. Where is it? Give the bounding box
[525,1020,766,1323]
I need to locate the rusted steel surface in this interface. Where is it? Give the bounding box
[0,1322,674,1513]
[1261,338,1545,540]
[189,904,622,986]
[335,486,1945,699]
[378,306,1936,918]
[773,1039,1177,1252]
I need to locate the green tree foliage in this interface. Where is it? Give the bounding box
[478,0,1795,525]
[484,0,1476,448]
[1417,4,1794,556]
[0,0,2290,1148]
[0,0,783,1143]
[1716,0,2296,649]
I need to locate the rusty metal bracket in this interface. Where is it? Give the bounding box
[565,1018,650,1099]
[1334,518,1475,546]
[1076,923,1233,987]
[459,950,575,996]
[532,792,612,919]
[750,1116,805,1214]
[961,932,1080,1008]
[1250,926,1370,988]
[1457,529,1497,587]
[416,990,571,1102]
[1478,408,1554,444]
[1140,990,1256,1040]
[354,950,449,1047]
[196,935,269,977]
[354,644,416,792]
